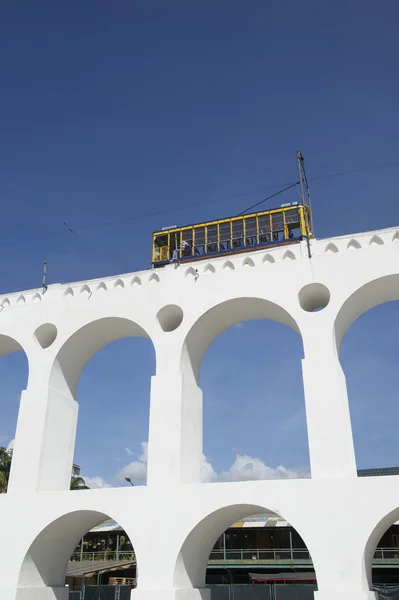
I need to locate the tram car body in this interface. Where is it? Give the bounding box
[152,202,312,268]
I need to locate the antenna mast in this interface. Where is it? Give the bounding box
[296,150,313,258]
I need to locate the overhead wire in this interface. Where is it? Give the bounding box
[0,157,399,251]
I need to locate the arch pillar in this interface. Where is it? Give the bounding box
[301,318,357,479]
[8,361,77,493]
[147,341,202,486]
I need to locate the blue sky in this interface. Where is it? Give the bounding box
[0,0,399,486]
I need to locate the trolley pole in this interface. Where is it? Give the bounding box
[296,150,312,259]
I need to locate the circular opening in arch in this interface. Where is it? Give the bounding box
[298,283,330,312]
[157,304,183,332]
[34,323,57,349]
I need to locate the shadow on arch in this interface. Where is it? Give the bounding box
[0,334,29,492]
[50,317,154,399]
[17,510,137,599]
[181,297,300,383]
[174,503,316,591]
[364,507,399,592]
[334,274,399,352]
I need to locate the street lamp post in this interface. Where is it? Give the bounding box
[125,477,134,487]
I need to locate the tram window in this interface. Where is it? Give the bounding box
[285,209,299,225]
[272,213,284,241]
[245,217,257,246]
[232,220,244,248]
[284,209,300,239]
[258,215,270,244]
[219,222,231,251]
[182,229,193,256]
[194,227,205,255]
[154,234,168,261]
[207,225,218,253]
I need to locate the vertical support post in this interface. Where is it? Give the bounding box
[223,532,227,561]
[301,326,357,479]
[289,530,293,560]
[80,536,84,562]
[116,533,120,561]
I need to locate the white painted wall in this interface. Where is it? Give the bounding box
[0,225,398,599]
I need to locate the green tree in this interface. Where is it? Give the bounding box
[70,476,89,490]
[0,446,89,491]
[0,447,12,493]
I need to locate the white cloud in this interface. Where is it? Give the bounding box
[115,442,148,484]
[202,454,218,482]
[82,475,112,489]
[218,454,309,481]
[125,447,134,456]
[114,442,309,484]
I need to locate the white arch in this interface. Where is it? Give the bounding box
[96,282,107,292]
[131,276,142,286]
[185,267,197,278]
[334,274,399,351]
[347,238,361,250]
[80,285,91,295]
[369,235,384,246]
[149,273,160,283]
[173,503,314,589]
[222,260,234,271]
[50,317,153,398]
[325,242,339,254]
[262,253,275,264]
[181,297,300,384]
[242,257,255,267]
[114,278,125,289]
[63,287,74,298]
[283,250,295,260]
[17,510,136,592]
[203,264,216,274]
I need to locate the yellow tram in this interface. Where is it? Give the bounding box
[152,202,312,268]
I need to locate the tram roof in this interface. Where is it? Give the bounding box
[152,202,304,235]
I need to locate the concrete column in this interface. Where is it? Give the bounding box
[8,367,77,493]
[301,322,357,479]
[146,370,202,486]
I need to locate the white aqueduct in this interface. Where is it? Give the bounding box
[0,226,399,600]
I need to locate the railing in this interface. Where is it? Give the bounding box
[69,547,399,564]
[70,551,136,562]
[373,548,399,560]
[209,548,311,561]
[209,547,399,562]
